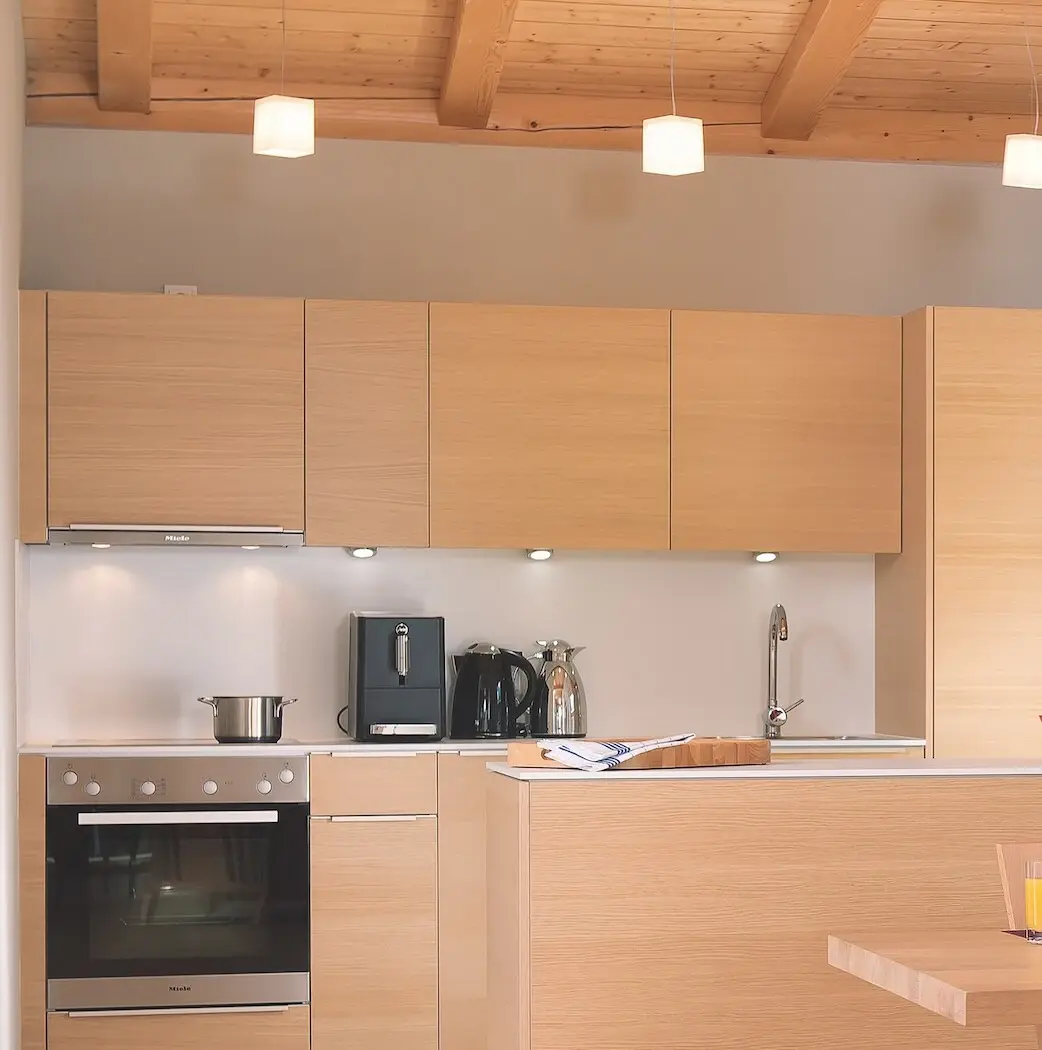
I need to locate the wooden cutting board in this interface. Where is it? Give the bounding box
[506,737,771,770]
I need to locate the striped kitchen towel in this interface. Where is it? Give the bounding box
[539,733,700,772]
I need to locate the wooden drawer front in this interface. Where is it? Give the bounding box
[48,1006,309,1050]
[310,753,437,816]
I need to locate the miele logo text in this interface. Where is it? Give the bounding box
[168,985,192,992]
[164,535,191,543]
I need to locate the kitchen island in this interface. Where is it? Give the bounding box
[487,759,1042,1050]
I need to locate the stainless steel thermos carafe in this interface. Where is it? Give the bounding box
[529,640,587,738]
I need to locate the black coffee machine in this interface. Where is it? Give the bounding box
[450,643,540,739]
[343,614,446,742]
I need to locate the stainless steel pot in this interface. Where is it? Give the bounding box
[197,695,297,743]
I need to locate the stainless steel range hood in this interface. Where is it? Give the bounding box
[48,525,305,548]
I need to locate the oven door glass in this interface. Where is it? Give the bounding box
[47,802,309,981]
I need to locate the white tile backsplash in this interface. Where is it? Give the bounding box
[22,546,875,744]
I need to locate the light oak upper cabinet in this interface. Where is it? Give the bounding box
[311,816,438,1050]
[47,292,304,529]
[429,303,670,549]
[671,311,902,553]
[306,300,429,546]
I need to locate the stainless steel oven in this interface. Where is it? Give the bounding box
[45,755,309,1011]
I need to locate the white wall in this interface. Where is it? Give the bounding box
[21,126,1042,314]
[28,126,1018,746]
[3,0,23,1045]
[23,547,874,744]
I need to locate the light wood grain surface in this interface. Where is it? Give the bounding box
[47,291,304,529]
[311,816,438,1050]
[490,773,1042,1050]
[19,756,45,1050]
[828,930,1042,1028]
[487,771,530,1050]
[933,308,1042,758]
[438,752,499,1050]
[670,310,901,553]
[429,302,670,550]
[18,291,47,544]
[875,308,934,746]
[47,1006,309,1050]
[305,299,429,547]
[310,753,437,816]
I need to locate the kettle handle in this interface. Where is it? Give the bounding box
[503,651,540,718]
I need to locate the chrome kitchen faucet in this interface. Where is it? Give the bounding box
[763,603,804,739]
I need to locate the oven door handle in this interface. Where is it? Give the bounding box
[77,810,280,826]
[66,1006,291,1018]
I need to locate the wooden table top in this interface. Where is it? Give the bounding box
[828,930,1042,1028]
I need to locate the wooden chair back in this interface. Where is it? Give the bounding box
[996,842,1042,929]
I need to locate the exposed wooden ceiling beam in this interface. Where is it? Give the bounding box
[761,0,884,140]
[96,0,153,114]
[25,93,1014,167]
[438,0,520,129]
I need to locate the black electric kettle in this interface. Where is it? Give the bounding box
[450,643,540,739]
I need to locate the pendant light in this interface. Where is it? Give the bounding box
[643,0,704,176]
[253,0,314,158]
[1003,27,1042,188]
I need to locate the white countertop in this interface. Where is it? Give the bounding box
[768,734,926,751]
[489,757,1042,781]
[19,739,510,758]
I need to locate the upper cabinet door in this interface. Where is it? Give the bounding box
[306,300,429,547]
[429,303,670,550]
[671,311,901,553]
[47,292,304,529]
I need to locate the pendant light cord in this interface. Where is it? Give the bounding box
[668,0,677,116]
[1026,23,1039,136]
[280,0,286,94]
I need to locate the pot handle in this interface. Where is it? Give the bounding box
[276,697,298,711]
[197,696,217,711]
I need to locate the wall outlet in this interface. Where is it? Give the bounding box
[163,284,197,296]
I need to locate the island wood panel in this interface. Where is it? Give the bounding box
[933,308,1042,759]
[429,303,670,550]
[47,292,304,530]
[875,309,934,746]
[671,311,901,553]
[310,753,438,816]
[491,773,1042,1050]
[19,755,45,1050]
[19,291,47,543]
[438,751,507,1050]
[305,299,429,547]
[311,816,438,1050]
[48,1006,309,1050]
[487,772,530,1050]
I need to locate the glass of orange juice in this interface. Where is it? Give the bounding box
[1026,861,1042,942]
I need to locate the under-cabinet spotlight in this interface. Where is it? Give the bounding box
[91,543,111,550]
[753,552,778,563]
[350,547,377,559]
[526,548,553,561]
[241,545,261,551]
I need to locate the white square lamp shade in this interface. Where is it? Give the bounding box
[253,95,315,158]
[1002,134,1042,188]
[642,115,705,176]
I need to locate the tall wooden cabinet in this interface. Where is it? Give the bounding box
[47,292,304,529]
[306,300,429,547]
[671,311,902,553]
[877,307,1042,757]
[429,303,670,550]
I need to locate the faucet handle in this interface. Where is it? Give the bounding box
[783,698,805,714]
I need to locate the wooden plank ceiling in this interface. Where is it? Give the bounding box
[22,0,1042,164]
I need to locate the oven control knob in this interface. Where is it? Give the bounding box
[84,780,101,797]
[140,780,156,796]
[202,780,218,796]
[256,778,273,795]
[61,770,78,787]
[278,769,294,784]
